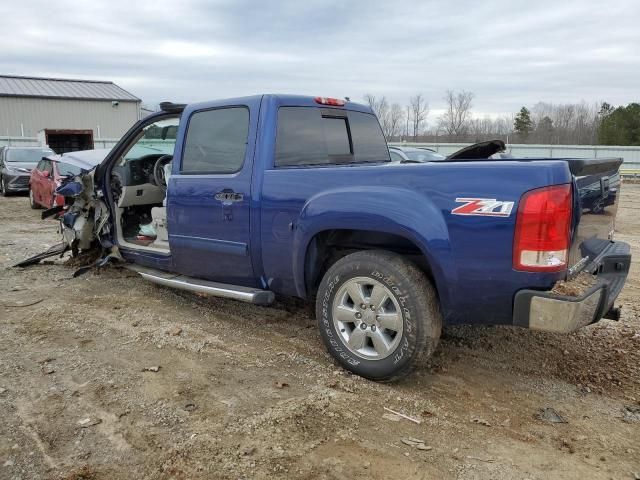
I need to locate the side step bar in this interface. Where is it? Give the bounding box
[125,264,275,305]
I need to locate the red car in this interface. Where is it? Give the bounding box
[29,156,83,209]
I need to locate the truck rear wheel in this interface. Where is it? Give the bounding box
[316,250,441,382]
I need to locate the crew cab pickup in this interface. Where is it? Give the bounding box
[22,94,631,381]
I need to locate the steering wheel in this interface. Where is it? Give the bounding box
[153,155,173,191]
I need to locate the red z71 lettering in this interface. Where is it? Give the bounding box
[452,198,514,217]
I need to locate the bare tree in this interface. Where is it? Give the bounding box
[363,94,392,137]
[440,90,474,139]
[409,94,429,140]
[388,103,404,139]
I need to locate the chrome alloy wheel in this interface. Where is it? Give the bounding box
[332,277,403,360]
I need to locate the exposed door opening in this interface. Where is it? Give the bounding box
[45,129,94,154]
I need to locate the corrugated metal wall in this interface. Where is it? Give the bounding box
[0,97,140,138]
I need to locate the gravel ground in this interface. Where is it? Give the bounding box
[0,184,639,480]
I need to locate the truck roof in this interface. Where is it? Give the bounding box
[162,94,374,115]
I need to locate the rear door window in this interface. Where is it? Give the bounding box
[43,160,53,175]
[57,162,82,177]
[275,107,389,167]
[181,107,249,174]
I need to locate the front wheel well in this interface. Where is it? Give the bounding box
[304,229,435,298]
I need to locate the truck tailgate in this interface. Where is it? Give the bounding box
[568,157,623,275]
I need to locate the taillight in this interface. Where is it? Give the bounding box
[513,184,572,272]
[314,96,346,106]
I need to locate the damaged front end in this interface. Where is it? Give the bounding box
[14,151,121,273]
[58,172,110,255]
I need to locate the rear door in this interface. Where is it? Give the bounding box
[41,160,56,206]
[167,98,260,286]
[31,160,50,205]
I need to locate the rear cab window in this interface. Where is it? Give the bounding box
[275,107,389,167]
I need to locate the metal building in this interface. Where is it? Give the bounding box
[0,75,141,153]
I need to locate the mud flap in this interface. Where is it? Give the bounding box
[12,243,69,268]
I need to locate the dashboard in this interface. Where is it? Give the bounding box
[112,155,160,186]
[111,154,165,207]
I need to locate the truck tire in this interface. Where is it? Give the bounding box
[316,250,442,382]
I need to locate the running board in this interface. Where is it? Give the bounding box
[125,265,275,305]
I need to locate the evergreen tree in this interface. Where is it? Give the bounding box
[514,107,534,141]
[536,116,554,143]
[598,103,640,145]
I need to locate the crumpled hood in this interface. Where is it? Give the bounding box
[48,148,110,172]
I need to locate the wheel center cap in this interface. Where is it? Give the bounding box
[362,309,376,325]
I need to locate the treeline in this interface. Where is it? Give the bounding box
[364,91,640,146]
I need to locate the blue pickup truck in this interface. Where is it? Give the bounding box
[22,94,631,381]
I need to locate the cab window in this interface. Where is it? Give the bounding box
[275,107,389,167]
[181,107,249,174]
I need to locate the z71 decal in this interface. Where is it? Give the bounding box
[451,198,515,217]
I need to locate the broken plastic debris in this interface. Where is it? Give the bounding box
[538,407,567,423]
[78,418,102,428]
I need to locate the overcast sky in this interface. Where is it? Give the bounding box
[4,0,639,118]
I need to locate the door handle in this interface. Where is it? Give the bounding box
[214,191,243,203]
[215,189,243,222]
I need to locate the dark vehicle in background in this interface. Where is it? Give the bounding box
[388,145,446,162]
[0,146,55,195]
[578,171,619,214]
[29,150,109,209]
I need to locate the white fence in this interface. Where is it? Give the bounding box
[2,136,639,172]
[391,143,640,172]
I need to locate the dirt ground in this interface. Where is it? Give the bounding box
[1,185,639,480]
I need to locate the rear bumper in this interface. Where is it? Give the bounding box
[513,241,631,333]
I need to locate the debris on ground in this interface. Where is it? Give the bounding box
[471,417,491,427]
[62,464,97,480]
[622,405,640,423]
[1,297,43,308]
[64,248,102,269]
[538,407,568,424]
[551,272,597,296]
[401,438,433,451]
[168,326,183,336]
[142,366,161,372]
[466,455,495,463]
[78,418,102,428]
[382,413,401,422]
[383,407,421,424]
[275,381,289,389]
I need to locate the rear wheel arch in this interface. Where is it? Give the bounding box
[302,228,440,301]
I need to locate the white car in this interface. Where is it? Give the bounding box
[388,146,446,163]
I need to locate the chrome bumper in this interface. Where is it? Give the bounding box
[513,241,630,333]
